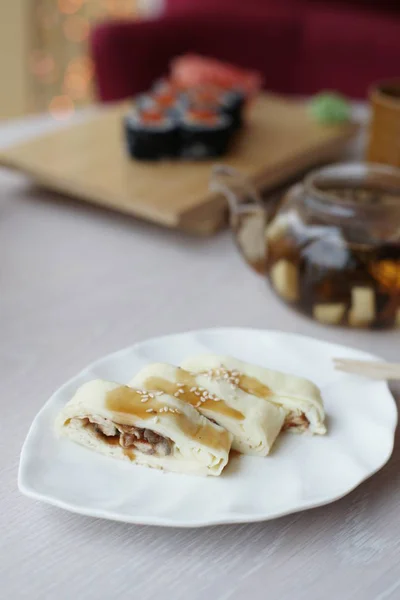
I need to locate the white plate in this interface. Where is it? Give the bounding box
[19,328,397,527]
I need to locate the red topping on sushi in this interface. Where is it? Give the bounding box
[154,92,176,108]
[140,109,164,123]
[189,85,223,105]
[187,108,219,123]
[170,54,262,98]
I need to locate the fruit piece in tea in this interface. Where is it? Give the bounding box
[270,259,299,302]
[369,259,400,292]
[298,232,359,308]
[313,303,347,325]
[348,287,376,327]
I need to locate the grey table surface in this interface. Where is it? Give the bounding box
[1,104,399,600]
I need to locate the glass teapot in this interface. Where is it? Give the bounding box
[211,163,400,328]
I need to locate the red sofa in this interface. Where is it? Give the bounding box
[90,0,400,102]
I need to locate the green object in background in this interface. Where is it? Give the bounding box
[309,92,351,124]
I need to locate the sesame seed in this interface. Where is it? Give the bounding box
[155,391,163,396]
[223,373,230,380]
[148,392,155,398]
[141,397,149,403]
[174,392,180,397]
[202,391,208,397]
[145,408,154,413]
[195,391,201,396]
[176,382,184,387]
[234,378,240,384]
[154,417,159,423]
[178,388,184,394]
[195,402,202,407]
[190,387,197,392]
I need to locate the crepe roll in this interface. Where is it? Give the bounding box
[130,364,286,456]
[55,380,232,477]
[181,355,326,435]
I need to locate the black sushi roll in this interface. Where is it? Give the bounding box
[151,78,178,96]
[179,108,233,159]
[134,93,156,111]
[135,89,182,119]
[124,108,180,160]
[179,85,245,133]
[179,85,221,116]
[151,81,184,118]
[220,89,245,130]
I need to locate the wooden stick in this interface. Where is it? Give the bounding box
[333,358,400,380]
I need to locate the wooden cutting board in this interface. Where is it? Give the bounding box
[0,94,357,235]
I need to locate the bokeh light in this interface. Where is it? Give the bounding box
[63,55,94,98]
[105,0,134,17]
[33,1,137,111]
[63,16,90,42]
[36,5,60,29]
[30,51,57,83]
[64,72,89,99]
[58,0,84,15]
[67,56,94,80]
[49,95,75,120]
[85,0,108,19]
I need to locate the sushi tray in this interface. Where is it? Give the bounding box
[0,93,357,235]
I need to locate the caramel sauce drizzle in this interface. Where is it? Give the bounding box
[105,385,231,452]
[143,369,245,421]
[193,366,272,400]
[106,387,165,420]
[237,374,272,399]
[184,365,272,401]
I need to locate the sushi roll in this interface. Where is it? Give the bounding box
[135,87,181,119]
[181,85,245,132]
[151,80,183,117]
[220,88,245,130]
[180,85,222,115]
[154,89,179,111]
[151,78,180,96]
[179,108,233,159]
[124,107,180,160]
[135,93,156,111]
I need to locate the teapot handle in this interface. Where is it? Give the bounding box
[210,165,268,274]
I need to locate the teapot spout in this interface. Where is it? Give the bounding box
[210,165,268,274]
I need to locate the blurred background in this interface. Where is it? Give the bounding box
[1,0,399,120]
[0,0,151,119]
